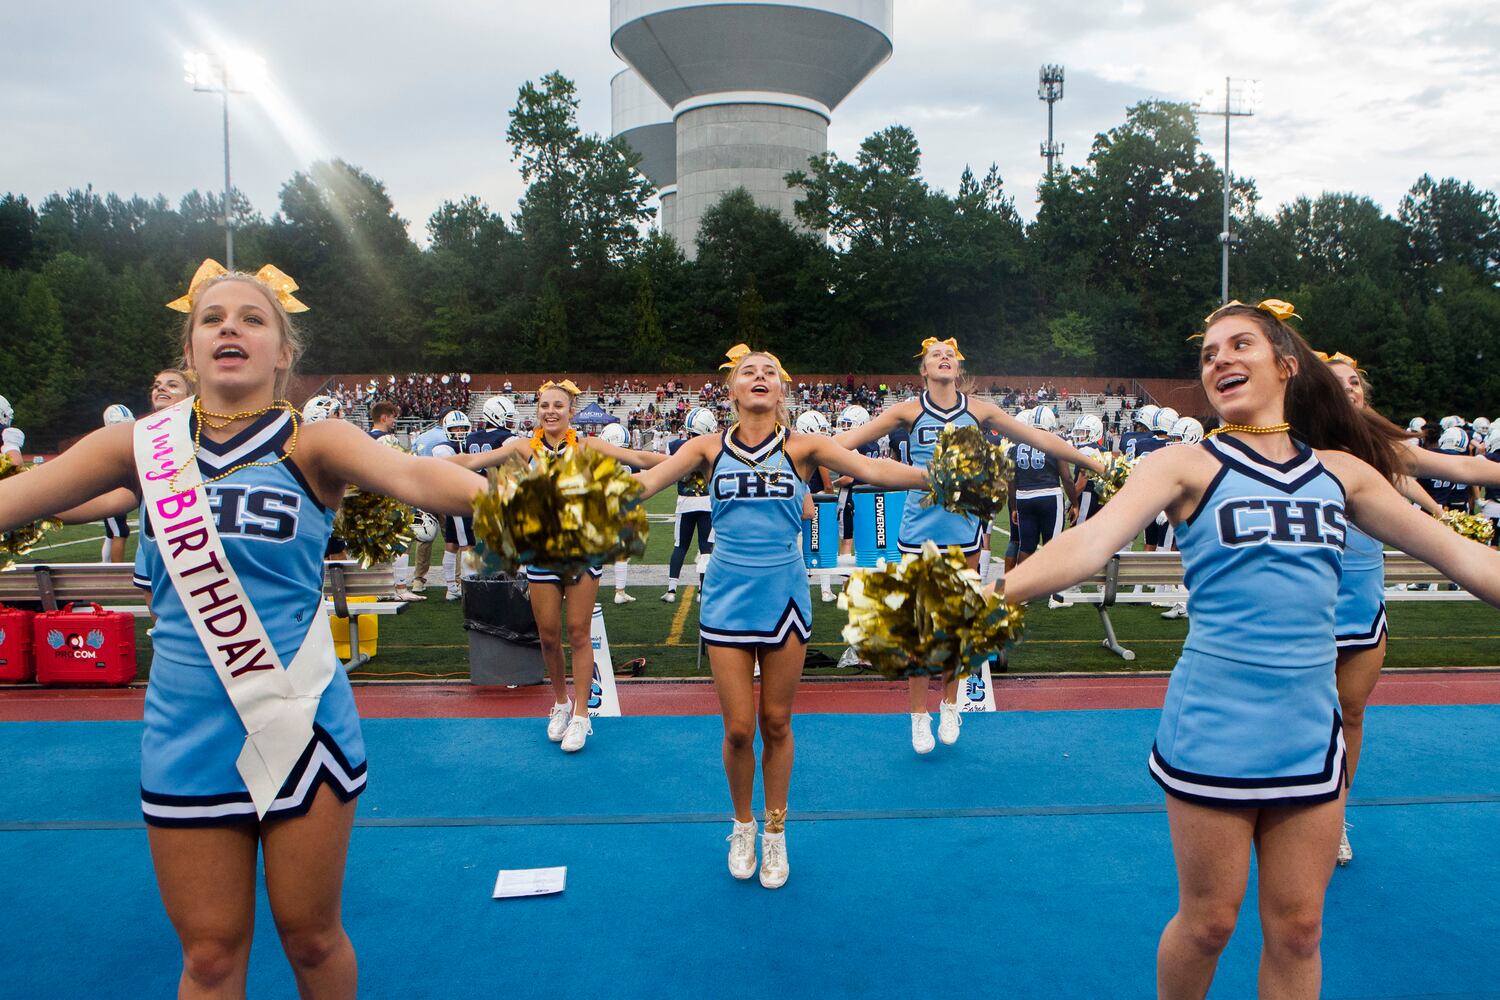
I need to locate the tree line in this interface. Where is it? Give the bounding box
[2,70,1496,446]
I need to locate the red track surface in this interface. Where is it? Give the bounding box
[2,671,1499,722]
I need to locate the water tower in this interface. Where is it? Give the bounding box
[611,68,679,235]
[610,0,894,255]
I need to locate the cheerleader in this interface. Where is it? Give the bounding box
[0,261,505,997]
[489,380,665,753]
[1003,300,1500,998]
[1318,351,1500,865]
[633,345,925,888]
[835,337,1105,753]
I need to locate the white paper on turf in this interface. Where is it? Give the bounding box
[493,867,567,898]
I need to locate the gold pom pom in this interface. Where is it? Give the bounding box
[922,424,1012,523]
[471,444,649,582]
[838,540,1025,680]
[1435,509,1495,544]
[0,456,62,571]
[1087,454,1136,506]
[333,489,415,568]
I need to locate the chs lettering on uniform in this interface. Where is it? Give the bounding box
[713,471,796,501]
[204,487,302,541]
[1216,498,1347,549]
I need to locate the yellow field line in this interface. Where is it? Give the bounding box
[665,587,696,645]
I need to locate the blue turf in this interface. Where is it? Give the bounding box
[1,707,1498,998]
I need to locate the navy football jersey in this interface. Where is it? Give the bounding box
[466,427,513,453]
[1008,441,1062,492]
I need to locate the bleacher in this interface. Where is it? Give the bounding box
[316,375,1156,446]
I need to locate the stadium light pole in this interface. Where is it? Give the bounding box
[1038,65,1065,179]
[1194,77,1258,303]
[184,51,265,270]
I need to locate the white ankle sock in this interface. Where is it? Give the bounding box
[614,562,628,589]
[442,550,456,587]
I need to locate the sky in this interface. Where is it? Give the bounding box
[4,1,1498,244]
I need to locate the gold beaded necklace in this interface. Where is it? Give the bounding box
[1206,421,1291,438]
[167,398,299,494]
[723,422,786,487]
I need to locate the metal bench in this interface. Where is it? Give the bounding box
[0,561,407,670]
[1060,550,1477,661]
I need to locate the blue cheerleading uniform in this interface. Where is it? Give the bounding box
[699,429,812,649]
[524,435,603,585]
[136,409,366,827]
[898,392,982,554]
[1334,525,1387,652]
[1150,434,1348,807]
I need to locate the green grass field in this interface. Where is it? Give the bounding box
[16,495,1500,680]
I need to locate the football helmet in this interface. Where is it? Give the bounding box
[482,395,518,429]
[837,405,871,430]
[1071,414,1104,446]
[685,406,719,437]
[1170,416,1204,445]
[102,404,134,426]
[441,409,472,445]
[795,410,831,435]
[301,395,342,423]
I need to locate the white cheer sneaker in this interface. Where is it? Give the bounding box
[911,712,936,754]
[727,820,758,880]
[561,715,592,752]
[759,830,789,889]
[546,701,572,742]
[938,700,962,745]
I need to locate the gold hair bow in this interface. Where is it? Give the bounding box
[165,259,310,313]
[718,343,792,382]
[538,379,581,397]
[914,336,965,361]
[1204,298,1301,325]
[1314,350,1359,368]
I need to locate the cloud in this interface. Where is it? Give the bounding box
[2,0,1496,244]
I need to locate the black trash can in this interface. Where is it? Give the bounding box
[462,577,545,686]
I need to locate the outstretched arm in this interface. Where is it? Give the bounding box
[805,437,926,491]
[1331,451,1500,606]
[54,488,140,524]
[1001,448,1187,603]
[633,436,712,500]
[973,400,1107,474]
[832,401,911,450]
[1395,475,1442,516]
[313,422,491,518]
[0,425,135,532]
[1400,440,1500,489]
[583,438,668,468]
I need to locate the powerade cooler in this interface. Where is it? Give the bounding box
[852,486,906,566]
[802,492,839,568]
[33,603,137,686]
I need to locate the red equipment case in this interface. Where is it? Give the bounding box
[0,604,36,682]
[34,603,137,686]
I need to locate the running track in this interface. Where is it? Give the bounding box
[2,669,1497,721]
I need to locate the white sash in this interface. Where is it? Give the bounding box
[135,398,337,817]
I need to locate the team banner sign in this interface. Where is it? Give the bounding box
[135,398,337,817]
